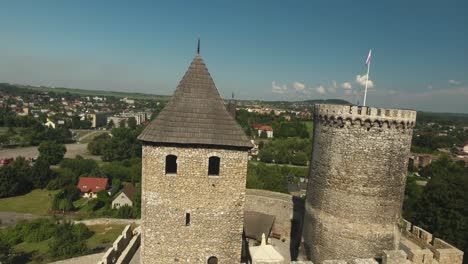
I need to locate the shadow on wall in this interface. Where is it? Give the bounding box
[290,195,305,260]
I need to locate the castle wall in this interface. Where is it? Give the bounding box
[141,144,248,264]
[245,189,304,239]
[400,220,464,264]
[302,104,417,262]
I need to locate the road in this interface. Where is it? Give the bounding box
[0,143,101,160]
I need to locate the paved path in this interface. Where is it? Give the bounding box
[0,143,101,160]
[75,218,141,226]
[48,252,105,264]
[0,212,43,228]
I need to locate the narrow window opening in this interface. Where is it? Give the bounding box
[185,213,190,226]
[207,256,218,264]
[165,155,177,175]
[208,156,220,176]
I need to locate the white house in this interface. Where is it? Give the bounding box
[112,184,136,209]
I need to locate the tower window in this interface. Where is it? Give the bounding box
[165,155,177,175]
[208,156,220,176]
[185,213,190,226]
[207,256,218,264]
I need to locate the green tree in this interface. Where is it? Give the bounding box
[258,148,274,163]
[0,157,33,197]
[290,152,308,166]
[258,141,264,149]
[38,141,66,165]
[0,235,12,264]
[48,222,90,259]
[94,190,111,210]
[119,119,126,128]
[260,130,268,138]
[115,205,134,218]
[127,117,137,129]
[107,119,115,129]
[406,157,468,257]
[31,158,54,189]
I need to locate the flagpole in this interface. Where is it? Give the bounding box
[363,58,371,106]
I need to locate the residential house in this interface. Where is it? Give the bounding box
[463,142,468,154]
[112,184,137,209]
[253,124,274,138]
[77,177,109,199]
[409,154,433,168]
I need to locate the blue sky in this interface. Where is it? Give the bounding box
[0,0,467,113]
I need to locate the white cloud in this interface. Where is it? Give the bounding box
[272,81,288,94]
[448,80,461,85]
[327,81,337,93]
[316,85,326,94]
[332,80,337,89]
[356,74,374,89]
[293,81,305,91]
[341,82,352,89]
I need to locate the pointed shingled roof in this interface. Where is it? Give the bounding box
[138,54,252,148]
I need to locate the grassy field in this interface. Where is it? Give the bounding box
[87,224,128,250]
[0,189,57,215]
[10,224,127,263]
[303,121,314,135]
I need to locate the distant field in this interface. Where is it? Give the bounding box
[29,86,171,101]
[11,224,127,263]
[87,224,128,250]
[0,143,101,160]
[0,189,57,215]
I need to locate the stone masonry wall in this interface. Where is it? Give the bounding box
[141,144,248,264]
[302,104,417,263]
[400,219,464,264]
[245,189,300,239]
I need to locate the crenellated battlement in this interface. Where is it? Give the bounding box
[314,104,417,129]
[399,219,464,264]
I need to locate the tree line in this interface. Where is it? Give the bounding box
[258,138,311,166]
[236,109,310,139]
[403,156,467,260]
[0,219,93,263]
[0,141,65,198]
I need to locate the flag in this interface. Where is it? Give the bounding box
[365,49,372,65]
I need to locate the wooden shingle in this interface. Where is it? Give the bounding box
[138,54,252,148]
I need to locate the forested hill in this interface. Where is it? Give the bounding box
[0,83,170,100]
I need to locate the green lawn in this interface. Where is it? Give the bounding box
[87,224,128,249]
[303,121,314,135]
[11,224,127,263]
[0,189,57,215]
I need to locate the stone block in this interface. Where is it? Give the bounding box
[382,250,408,264]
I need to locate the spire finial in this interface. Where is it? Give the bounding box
[197,37,200,54]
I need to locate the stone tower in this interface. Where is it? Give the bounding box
[138,50,252,263]
[302,104,417,263]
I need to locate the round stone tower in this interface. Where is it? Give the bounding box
[302,104,416,263]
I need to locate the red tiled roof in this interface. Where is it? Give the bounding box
[253,123,262,129]
[77,177,108,193]
[259,125,273,131]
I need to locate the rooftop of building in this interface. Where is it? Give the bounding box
[138,45,252,148]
